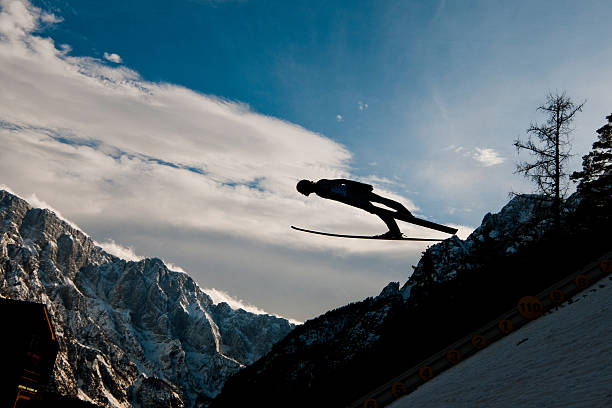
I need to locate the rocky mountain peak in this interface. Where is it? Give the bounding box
[0,190,294,407]
[401,193,568,298]
[378,281,400,298]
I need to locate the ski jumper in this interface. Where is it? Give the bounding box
[312,179,412,235]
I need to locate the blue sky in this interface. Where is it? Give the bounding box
[2,0,612,321]
[34,0,612,224]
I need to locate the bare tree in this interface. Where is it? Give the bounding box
[514,92,585,226]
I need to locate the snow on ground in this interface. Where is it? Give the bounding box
[390,276,612,408]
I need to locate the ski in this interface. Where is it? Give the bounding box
[291,226,445,241]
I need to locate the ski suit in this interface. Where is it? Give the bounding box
[312,179,412,234]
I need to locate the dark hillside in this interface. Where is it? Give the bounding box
[212,181,611,407]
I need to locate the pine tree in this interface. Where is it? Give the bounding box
[570,113,612,193]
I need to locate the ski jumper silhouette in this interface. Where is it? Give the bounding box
[296,179,413,239]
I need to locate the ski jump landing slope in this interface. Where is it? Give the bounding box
[389,273,612,408]
[350,253,612,408]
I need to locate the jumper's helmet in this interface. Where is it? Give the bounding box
[296,179,314,196]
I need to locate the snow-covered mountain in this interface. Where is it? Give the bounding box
[0,190,294,407]
[212,188,611,407]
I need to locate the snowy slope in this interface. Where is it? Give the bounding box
[389,277,612,408]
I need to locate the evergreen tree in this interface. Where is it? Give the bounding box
[570,113,612,193]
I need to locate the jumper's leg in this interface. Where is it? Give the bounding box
[352,199,402,236]
[369,193,413,216]
[374,211,402,235]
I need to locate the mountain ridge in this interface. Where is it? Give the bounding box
[0,189,294,407]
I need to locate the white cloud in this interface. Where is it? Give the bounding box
[0,0,356,246]
[58,43,71,53]
[103,52,122,64]
[204,287,302,324]
[336,114,343,122]
[163,261,186,273]
[358,101,368,111]
[0,0,37,39]
[95,239,143,261]
[472,147,506,167]
[40,11,62,25]
[362,175,398,186]
[447,145,505,167]
[0,0,432,321]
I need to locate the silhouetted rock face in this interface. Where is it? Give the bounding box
[378,281,400,298]
[401,194,573,298]
[0,190,293,408]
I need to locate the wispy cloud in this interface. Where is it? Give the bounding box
[96,239,142,261]
[472,147,505,167]
[204,287,302,324]
[336,114,344,122]
[163,261,187,273]
[447,145,506,167]
[103,52,122,64]
[0,0,439,321]
[358,101,368,111]
[362,175,398,186]
[0,0,358,245]
[39,11,62,25]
